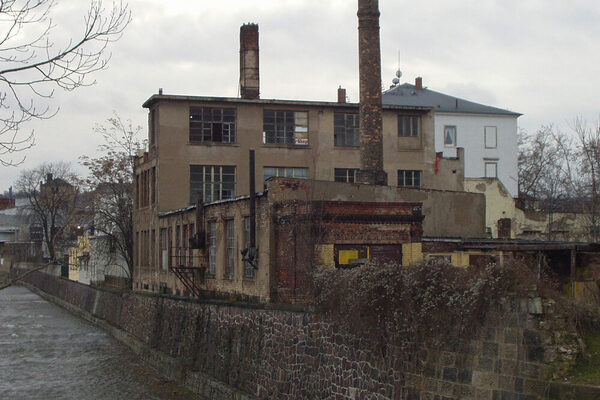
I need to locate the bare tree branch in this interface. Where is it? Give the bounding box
[0,0,131,165]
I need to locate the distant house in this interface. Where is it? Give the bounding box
[383,78,521,197]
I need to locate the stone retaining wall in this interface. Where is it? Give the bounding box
[20,271,600,400]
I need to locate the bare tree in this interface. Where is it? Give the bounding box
[0,0,131,165]
[518,126,569,239]
[81,113,144,280]
[15,161,80,261]
[561,118,600,241]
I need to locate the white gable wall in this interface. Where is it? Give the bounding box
[434,113,519,197]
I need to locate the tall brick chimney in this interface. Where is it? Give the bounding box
[356,0,387,186]
[240,23,259,99]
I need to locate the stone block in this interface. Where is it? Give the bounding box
[500,344,517,360]
[443,367,458,382]
[527,298,543,315]
[476,357,495,372]
[482,342,499,358]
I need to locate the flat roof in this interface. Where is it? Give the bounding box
[142,94,432,112]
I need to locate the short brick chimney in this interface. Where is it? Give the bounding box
[415,76,423,90]
[240,23,259,99]
[337,86,346,103]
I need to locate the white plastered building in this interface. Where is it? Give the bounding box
[383,78,521,197]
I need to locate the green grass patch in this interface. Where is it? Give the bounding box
[569,330,600,384]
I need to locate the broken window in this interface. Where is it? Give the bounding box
[189,107,236,144]
[398,170,421,188]
[334,112,359,146]
[190,165,236,203]
[225,219,235,278]
[208,221,216,275]
[398,115,420,137]
[263,110,308,145]
[334,168,359,183]
[263,166,307,189]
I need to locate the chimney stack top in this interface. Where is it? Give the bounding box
[337,86,347,103]
[415,77,423,90]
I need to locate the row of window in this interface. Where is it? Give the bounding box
[207,217,255,279]
[189,107,422,146]
[443,125,498,148]
[189,165,423,203]
[139,220,255,280]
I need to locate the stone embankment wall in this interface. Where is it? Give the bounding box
[21,271,600,400]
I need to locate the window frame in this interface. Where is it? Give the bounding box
[243,216,255,279]
[190,165,236,204]
[189,107,236,144]
[334,168,359,183]
[263,166,308,189]
[484,126,497,149]
[398,170,422,188]
[334,112,360,147]
[485,162,498,178]
[398,115,420,137]
[208,221,217,276]
[444,125,457,147]
[225,219,235,278]
[263,109,309,146]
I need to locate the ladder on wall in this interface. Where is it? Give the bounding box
[170,265,206,298]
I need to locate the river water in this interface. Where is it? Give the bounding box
[0,286,195,400]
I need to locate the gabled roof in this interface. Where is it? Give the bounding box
[383,83,521,116]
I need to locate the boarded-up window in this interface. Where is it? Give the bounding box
[209,222,217,275]
[225,219,235,278]
[484,126,497,148]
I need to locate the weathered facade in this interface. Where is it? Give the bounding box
[133,21,483,300]
[134,178,485,302]
[465,178,599,242]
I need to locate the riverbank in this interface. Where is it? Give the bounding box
[0,285,195,399]
[18,270,600,399]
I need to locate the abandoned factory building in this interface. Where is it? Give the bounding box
[131,22,490,302]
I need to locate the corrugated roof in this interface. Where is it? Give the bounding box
[383,83,521,116]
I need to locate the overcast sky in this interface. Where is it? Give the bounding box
[1,0,599,192]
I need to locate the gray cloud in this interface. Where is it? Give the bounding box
[2,0,599,190]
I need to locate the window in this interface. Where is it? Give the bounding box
[190,165,235,203]
[263,166,307,189]
[160,228,168,271]
[485,162,497,178]
[263,110,308,145]
[398,170,421,187]
[244,216,255,279]
[398,115,419,137]
[208,222,216,275]
[485,126,497,148]
[334,112,359,146]
[225,219,235,278]
[334,168,358,183]
[189,107,236,144]
[444,126,457,147]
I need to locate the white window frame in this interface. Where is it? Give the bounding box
[444,125,457,147]
[485,162,498,178]
[484,126,497,149]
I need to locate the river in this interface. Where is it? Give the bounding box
[0,285,195,399]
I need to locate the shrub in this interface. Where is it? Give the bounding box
[312,259,528,349]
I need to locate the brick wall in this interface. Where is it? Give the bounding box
[22,271,597,400]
